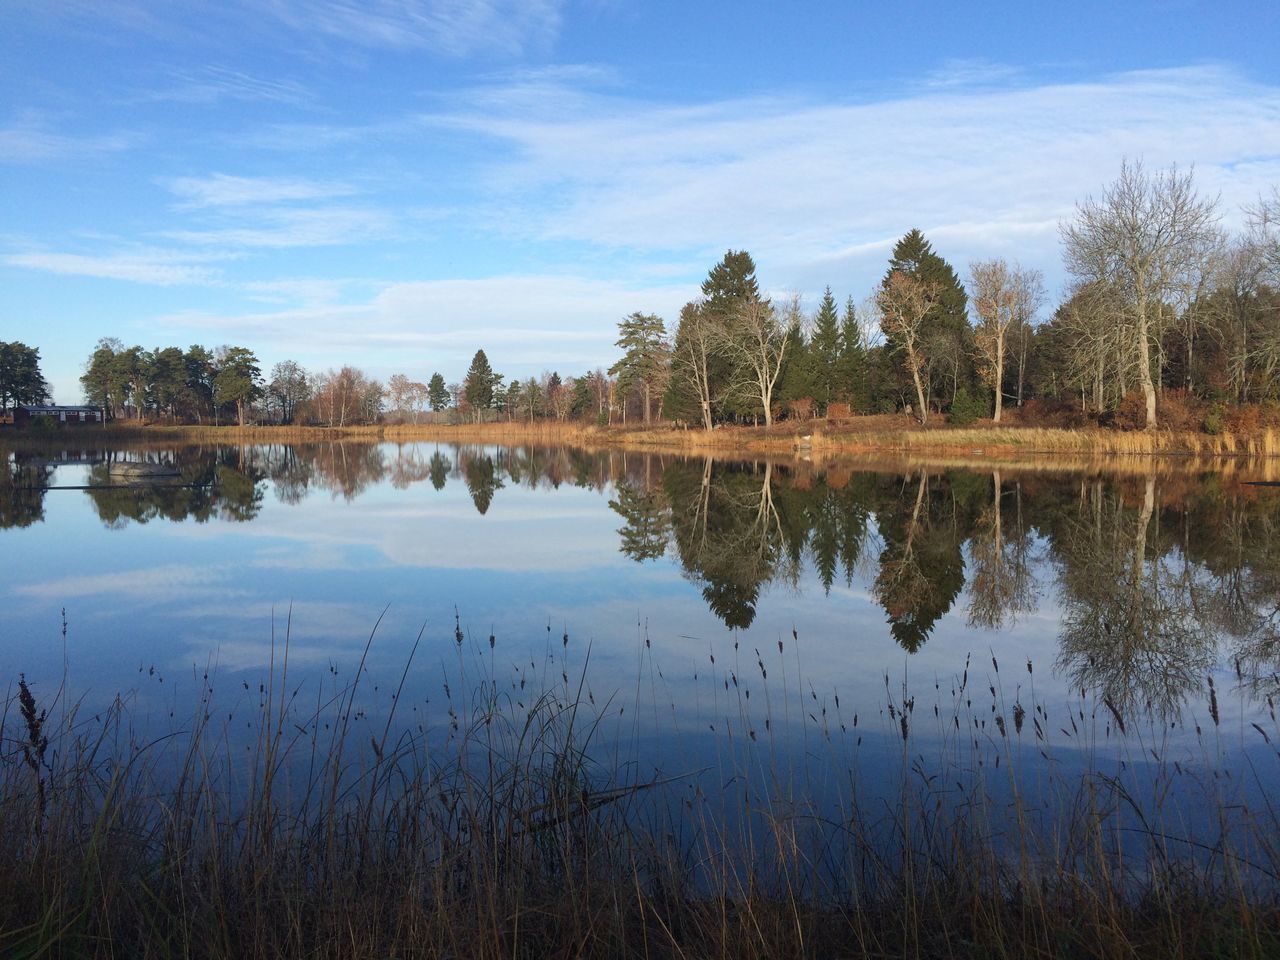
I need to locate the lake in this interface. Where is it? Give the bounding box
[4,439,1280,856]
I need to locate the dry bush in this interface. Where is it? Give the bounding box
[1006,397,1088,429]
[1156,388,1204,433]
[1114,389,1149,430]
[787,397,815,421]
[825,402,852,422]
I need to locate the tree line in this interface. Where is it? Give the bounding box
[9,161,1277,433]
[606,162,1280,432]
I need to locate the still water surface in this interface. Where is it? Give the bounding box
[4,440,1279,820]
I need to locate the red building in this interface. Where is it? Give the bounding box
[13,405,105,426]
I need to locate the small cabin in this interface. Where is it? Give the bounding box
[13,405,105,426]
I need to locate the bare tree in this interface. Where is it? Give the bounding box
[715,295,791,427]
[971,260,1044,422]
[1062,160,1221,429]
[669,301,718,430]
[877,271,939,424]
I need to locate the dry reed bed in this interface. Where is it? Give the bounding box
[4,620,1279,959]
[23,419,1280,463]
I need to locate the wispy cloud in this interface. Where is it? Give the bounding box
[165,206,392,248]
[921,58,1024,90]
[14,564,232,601]
[0,120,135,163]
[165,172,361,208]
[3,249,226,285]
[160,274,692,376]
[421,64,1280,291]
[258,0,565,56]
[137,65,311,106]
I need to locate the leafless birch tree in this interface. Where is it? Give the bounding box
[877,270,939,424]
[1061,160,1221,429]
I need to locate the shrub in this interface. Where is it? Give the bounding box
[787,397,815,421]
[1009,396,1087,429]
[948,388,989,426]
[1156,388,1203,433]
[1114,389,1149,431]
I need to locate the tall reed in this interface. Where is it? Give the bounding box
[3,620,1278,958]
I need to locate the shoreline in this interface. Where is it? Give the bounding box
[7,417,1280,462]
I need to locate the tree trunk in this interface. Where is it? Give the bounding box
[993,332,1005,423]
[908,350,928,426]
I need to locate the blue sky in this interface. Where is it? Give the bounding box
[3,0,1279,403]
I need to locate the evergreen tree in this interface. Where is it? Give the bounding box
[810,287,841,411]
[702,249,764,310]
[669,250,769,426]
[881,229,973,413]
[609,312,668,425]
[81,338,130,420]
[427,372,449,411]
[463,349,495,422]
[776,309,814,413]
[837,296,869,410]
[213,346,263,427]
[0,341,51,411]
[184,345,216,422]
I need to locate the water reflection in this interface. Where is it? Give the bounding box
[1,455,54,528]
[6,439,1280,719]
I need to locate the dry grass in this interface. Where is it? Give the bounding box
[3,618,1279,959]
[16,417,1280,464]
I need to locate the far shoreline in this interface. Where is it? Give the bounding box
[6,415,1280,466]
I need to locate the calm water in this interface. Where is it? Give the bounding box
[4,439,1279,823]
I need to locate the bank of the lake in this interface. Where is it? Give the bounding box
[8,416,1280,463]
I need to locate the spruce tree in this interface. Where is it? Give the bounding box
[837,296,869,411]
[881,229,973,413]
[464,349,495,422]
[810,287,841,412]
[667,250,767,428]
[777,311,814,415]
[427,372,449,411]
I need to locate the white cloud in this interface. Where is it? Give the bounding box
[0,122,135,163]
[422,64,1280,293]
[160,274,693,373]
[257,0,565,56]
[165,206,392,248]
[3,250,224,285]
[140,66,311,106]
[14,564,233,601]
[166,173,360,208]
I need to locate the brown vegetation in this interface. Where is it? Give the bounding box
[3,628,1278,959]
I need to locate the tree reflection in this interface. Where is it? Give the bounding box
[0,455,53,528]
[461,452,502,515]
[428,451,450,491]
[966,470,1038,630]
[662,459,787,629]
[1053,477,1215,720]
[609,477,671,562]
[872,472,967,652]
[83,449,263,526]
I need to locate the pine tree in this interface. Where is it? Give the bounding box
[837,296,869,411]
[463,350,495,422]
[667,251,768,428]
[702,250,764,311]
[882,229,972,413]
[810,287,840,412]
[427,372,449,411]
[777,309,814,415]
[609,312,667,424]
